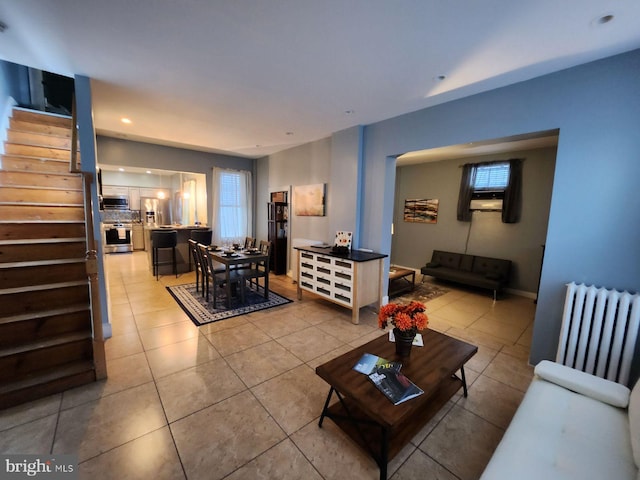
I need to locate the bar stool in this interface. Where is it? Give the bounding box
[152,230,178,280]
[189,229,212,271]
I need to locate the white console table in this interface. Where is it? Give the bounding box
[295,246,387,324]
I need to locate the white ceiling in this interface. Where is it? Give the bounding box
[396,131,559,166]
[0,1,639,160]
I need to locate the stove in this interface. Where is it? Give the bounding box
[102,222,133,253]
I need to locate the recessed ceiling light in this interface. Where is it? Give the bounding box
[118,168,124,172]
[435,75,447,81]
[345,109,355,115]
[146,170,151,174]
[121,117,132,124]
[285,132,294,136]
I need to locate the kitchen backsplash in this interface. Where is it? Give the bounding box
[101,210,141,223]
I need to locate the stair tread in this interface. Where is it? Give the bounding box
[0,359,94,395]
[0,331,92,358]
[0,304,90,325]
[0,237,85,246]
[0,258,86,269]
[0,279,88,296]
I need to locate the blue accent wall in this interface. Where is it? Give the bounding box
[359,49,640,368]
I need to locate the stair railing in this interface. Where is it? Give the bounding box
[71,94,107,380]
[70,94,80,174]
[82,173,107,380]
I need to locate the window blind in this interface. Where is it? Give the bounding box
[473,162,510,190]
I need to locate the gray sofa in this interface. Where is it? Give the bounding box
[420,250,511,300]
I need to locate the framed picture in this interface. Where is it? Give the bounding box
[293,183,325,216]
[404,198,439,223]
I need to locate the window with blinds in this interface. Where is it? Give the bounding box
[473,162,510,191]
[219,171,242,239]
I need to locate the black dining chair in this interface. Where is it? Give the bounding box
[244,236,256,249]
[188,239,205,294]
[199,243,244,306]
[189,229,212,271]
[151,230,178,280]
[238,240,271,297]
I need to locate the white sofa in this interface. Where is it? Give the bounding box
[480,360,640,480]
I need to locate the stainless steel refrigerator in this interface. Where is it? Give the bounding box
[141,197,172,226]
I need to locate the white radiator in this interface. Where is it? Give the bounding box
[556,282,640,386]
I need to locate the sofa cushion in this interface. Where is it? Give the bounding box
[425,261,440,268]
[431,250,462,269]
[534,360,630,408]
[480,377,636,480]
[629,379,640,468]
[459,254,474,272]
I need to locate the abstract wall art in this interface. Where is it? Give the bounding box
[404,198,439,223]
[293,183,325,216]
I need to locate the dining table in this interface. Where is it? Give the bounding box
[207,248,270,308]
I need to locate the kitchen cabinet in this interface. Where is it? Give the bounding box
[295,246,387,324]
[129,188,140,211]
[132,224,145,250]
[102,185,129,197]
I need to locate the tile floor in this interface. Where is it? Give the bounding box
[0,252,536,480]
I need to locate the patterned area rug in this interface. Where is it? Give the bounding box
[167,283,292,326]
[391,280,449,303]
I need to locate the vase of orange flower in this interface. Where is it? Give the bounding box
[378,301,429,357]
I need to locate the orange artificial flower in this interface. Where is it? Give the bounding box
[378,301,429,332]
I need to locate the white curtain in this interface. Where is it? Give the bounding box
[211,167,252,246]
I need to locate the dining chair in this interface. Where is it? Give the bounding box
[188,239,205,294]
[199,244,244,307]
[244,236,256,249]
[239,240,271,297]
[189,229,212,270]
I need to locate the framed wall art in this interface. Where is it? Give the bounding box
[404,198,439,224]
[293,183,325,216]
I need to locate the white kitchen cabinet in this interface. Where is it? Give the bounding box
[102,185,129,197]
[295,246,386,324]
[132,224,144,250]
[129,187,140,211]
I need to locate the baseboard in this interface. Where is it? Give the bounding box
[505,288,537,299]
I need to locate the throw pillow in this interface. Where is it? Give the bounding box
[629,379,640,468]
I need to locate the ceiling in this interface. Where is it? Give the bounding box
[396,131,559,166]
[1,1,639,160]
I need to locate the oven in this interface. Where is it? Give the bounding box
[102,223,133,253]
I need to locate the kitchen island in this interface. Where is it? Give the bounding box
[144,225,210,275]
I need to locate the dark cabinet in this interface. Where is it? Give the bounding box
[268,201,288,274]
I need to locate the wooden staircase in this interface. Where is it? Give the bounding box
[0,108,101,409]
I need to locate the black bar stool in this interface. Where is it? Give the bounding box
[189,229,212,271]
[152,230,178,280]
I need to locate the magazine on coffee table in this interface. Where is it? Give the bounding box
[353,353,401,375]
[368,367,424,405]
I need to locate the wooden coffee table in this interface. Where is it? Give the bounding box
[388,267,415,297]
[316,330,477,480]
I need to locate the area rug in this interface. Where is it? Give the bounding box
[167,283,292,326]
[391,280,449,304]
